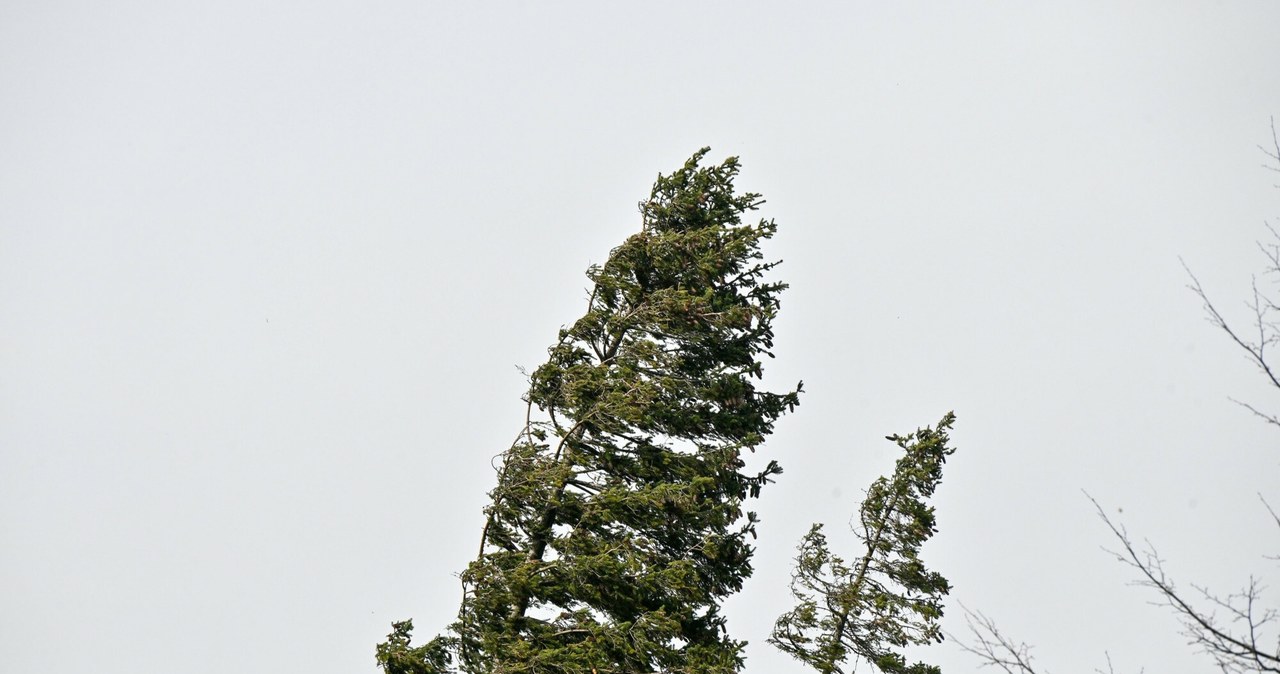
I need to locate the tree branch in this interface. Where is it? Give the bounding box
[951,603,1044,674]
[1086,493,1280,673]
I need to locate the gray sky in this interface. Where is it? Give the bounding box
[3,2,1279,672]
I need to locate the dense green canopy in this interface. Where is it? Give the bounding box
[379,149,801,674]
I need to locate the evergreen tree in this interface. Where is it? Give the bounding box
[771,414,956,674]
[379,149,802,674]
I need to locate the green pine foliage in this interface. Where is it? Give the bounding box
[376,621,455,674]
[770,413,957,674]
[380,149,802,674]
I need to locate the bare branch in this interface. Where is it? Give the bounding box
[1093,650,1144,674]
[1261,495,1280,534]
[959,120,1280,674]
[1230,397,1280,429]
[1261,116,1280,181]
[1181,259,1280,393]
[1181,121,1280,429]
[951,603,1043,674]
[1086,493,1280,673]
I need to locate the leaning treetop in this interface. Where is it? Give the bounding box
[378,149,802,674]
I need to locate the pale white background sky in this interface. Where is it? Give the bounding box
[3,2,1280,672]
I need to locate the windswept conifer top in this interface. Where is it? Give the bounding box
[379,149,801,674]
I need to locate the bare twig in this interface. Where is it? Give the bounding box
[951,604,1044,674]
[1093,650,1144,674]
[1181,259,1280,393]
[1181,118,1280,426]
[1087,493,1280,673]
[1261,495,1280,533]
[959,120,1280,674]
[1260,116,1280,181]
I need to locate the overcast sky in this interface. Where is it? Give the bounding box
[3,2,1280,672]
